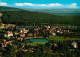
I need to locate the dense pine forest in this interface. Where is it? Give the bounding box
[1,11,80,25]
[0,6,80,25]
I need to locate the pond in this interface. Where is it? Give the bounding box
[26,38,49,43]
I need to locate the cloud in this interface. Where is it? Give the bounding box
[15,3,33,6]
[71,3,77,6]
[0,2,7,6]
[68,3,78,8]
[15,3,63,7]
[15,3,79,8]
[47,3,63,7]
[0,2,78,8]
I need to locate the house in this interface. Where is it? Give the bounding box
[47,26,50,30]
[20,38,23,41]
[0,24,5,28]
[7,31,13,37]
[4,31,13,37]
[1,42,8,47]
[19,33,25,37]
[34,28,40,36]
[57,30,60,33]
[20,28,29,34]
[8,41,12,45]
[23,28,29,33]
[24,49,28,52]
[71,41,78,48]
[7,24,16,27]
[1,39,13,47]
[52,32,56,36]
[15,32,19,36]
[34,28,39,31]
[1,39,8,47]
[27,33,33,37]
[17,37,23,41]
[20,30,23,33]
[18,28,29,37]
[54,43,58,47]
[19,28,29,37]
[63,29,70,33]
[4,34,7,37]
[50,28,55,33]
[43,29,46,32]
[0,13,3,17]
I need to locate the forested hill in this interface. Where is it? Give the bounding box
[25,9,80,15]
[0,6,23,11]
[0,6,80,25]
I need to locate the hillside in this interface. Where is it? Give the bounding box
[24,9,80,15]
[0,6,80,25]
[0,6,23,11]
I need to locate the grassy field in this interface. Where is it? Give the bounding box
[27,42,46,46]
[49,36,80,41]
[0,28,3,31]
[20,42,46,46]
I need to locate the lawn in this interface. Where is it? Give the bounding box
[20,42,46,46]
[0,28,3,31]
[27,42,46,46]
[49,36,80,41]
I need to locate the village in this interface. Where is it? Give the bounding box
[0,12,79,47]
[0,12,80,57]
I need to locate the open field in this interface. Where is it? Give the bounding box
[0,28,3,31]
[20,42,46,46]
[49,36,80,41]
[27,42,46,46]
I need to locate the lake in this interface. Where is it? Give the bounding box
[26,38,49,43]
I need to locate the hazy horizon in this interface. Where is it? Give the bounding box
[0,0,80,9]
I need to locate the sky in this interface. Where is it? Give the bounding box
[0,0,80,9]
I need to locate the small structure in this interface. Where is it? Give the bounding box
[50,28,55,33]
[0,13,3,17]
[19,28,29,37]
[0,24,5,28]
[7,24,16,27]
[47,26,50,30]
[1,39,8,47]
[52,32,56,36]
[19,33,25,37]
[4,31,13,37]
[0,13,3,25]
[24,49,28,52]
[71,41,78,48]
[27,33,33,37]
[23,28,29,33]
[7,31,13,37]
[15,32,19,36]
[20,28,29,34]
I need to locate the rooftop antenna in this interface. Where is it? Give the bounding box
[0,13,3,24]
[34,22,35,26]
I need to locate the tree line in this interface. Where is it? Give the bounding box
[1,11,80,25]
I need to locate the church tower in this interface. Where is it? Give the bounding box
[0,13,3,24]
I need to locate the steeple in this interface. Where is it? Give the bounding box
[0,13,3,24]
[0,13,3,17]
[34,22,35,26]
